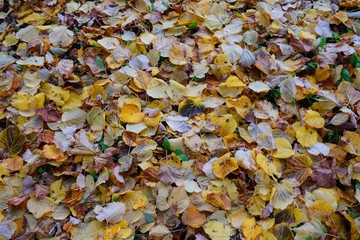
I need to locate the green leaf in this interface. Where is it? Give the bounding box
[90,172,99,180]
[263,88,281,105]
[177,154,188,161]
[193,77,200,82]
[350,54,360,68]
[16,64,23,71]
[188,21,199,29]
[144,213,154,223]
[320,221,328,233]
[96,56,105,71]
[307,62,318,69]
[96,138,109,152]
[161,1,168,8]
[331,32,340,43]
[163,138,171,151]
[173,147,182,155]
[341,69,352,82]
[318,36,326,50]
[147,3,155,12]
[305,237,313,240]
[37,167,45,174]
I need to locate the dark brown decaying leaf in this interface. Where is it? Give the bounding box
[0,126,26,157]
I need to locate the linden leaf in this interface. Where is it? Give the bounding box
[342,131,360,155]
[168,42,193,65]
[295,126,318,147]
[119,104,145,124]
[178,98,205,117]
[203,221,231,240]
[27,197,57,219]
[294,219,327,240]
[270,180,294,210]
[283,154,313,186]
[181,204,206,228]
[275,207,303,227]
[0,126,26,157]
[273,137,295,159]
[242,217,263,240]
[304,110,325,128]
[269,223,294,240]
[211,153,238,179]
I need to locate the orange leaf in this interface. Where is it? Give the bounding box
[181,204,206,228]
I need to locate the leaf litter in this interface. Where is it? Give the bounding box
[0,0,360,239]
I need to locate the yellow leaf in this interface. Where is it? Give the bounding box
[168,43,193,65]
[314,66,330,82]
[41,83,70,107]
[87,107,106,131]
[212,153,238,179]
[203,221,231,240]
[304,110,325,128]
[0,163,10,184]
[27,197,56,219]
[228,209,251,228]
[273,138,295,159]
[295,126,318,147]
[310,200,335,216]
[242,217,263,240]
[312,188,339,211]
[211,114,237,136]
[88,84,107,103]
[123,191,148,210]
[146,77,168,99]
[247,195,266,216]
[119,104,145,124]
[274,207,303,227]
[203,190,232,210]
[43,144,65,162]
[178,97,205,118]
[104,223,121,240]
[343,131,360,155]
[255,153,283,178]
[270,180,294,210]
[226,96,252,118]
[104,220,131,240]
[218,75,245,97]
[50,179,66,204]
[11,92,36,112]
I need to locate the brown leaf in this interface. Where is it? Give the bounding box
[310,160,337,188]
[181,204,206,228]
[3,156,23,173]
[36,103,61,122]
